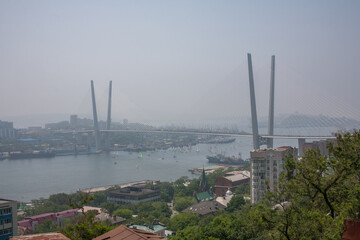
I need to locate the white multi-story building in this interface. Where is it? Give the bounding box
[250,146,298,204]
[0,199,17,240]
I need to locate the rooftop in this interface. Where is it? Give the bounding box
[196,191,214,202]
[109,187,159,197]
[129,224,166,233]
[93,225,164,240]
[0,198,16,205]
[224,173,250,182]
[215,195,234,207]
[251,146,292,153]
[183,200,225,216]
[79,206,102,214]
[10,233,70,240]
[226,170,250,177]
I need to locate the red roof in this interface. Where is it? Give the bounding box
[56,209,78,218]
[26,213,57,222]
[18,220,32,228]
[342,219,360,240]
[93,225,164,240]
[11,233,70,240]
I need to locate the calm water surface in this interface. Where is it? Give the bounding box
[0,127,334,202]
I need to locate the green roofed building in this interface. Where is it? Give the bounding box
[194,168,214,202]
[195,191,214,202]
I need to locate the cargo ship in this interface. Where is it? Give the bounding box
[206,153,245,165]
[206,137,236,144]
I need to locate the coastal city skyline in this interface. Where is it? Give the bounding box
[1,1,360,239]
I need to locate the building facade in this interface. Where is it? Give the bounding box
[250,146,298,204]
[0,121,17,139]
[107,186,161,204]
[0,199,17,240]
[214,171,250,197]
[302,139,337,156]
[18,209,78,234]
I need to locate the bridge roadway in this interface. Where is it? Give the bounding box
[62,129,335,140]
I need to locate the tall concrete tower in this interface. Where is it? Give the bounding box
[267,55,275,148]
[91,80,100,151]
[106,80,112,150]
[247,53,260,150]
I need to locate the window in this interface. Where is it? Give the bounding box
[0,227,12,235]
[0,208,12,216]
[0,218,11,224]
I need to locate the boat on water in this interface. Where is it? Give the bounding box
[9,150,56,160]
[206,153,245,165]
[206,137,236,144]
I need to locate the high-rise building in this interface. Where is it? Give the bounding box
[0,121,17,139]
[0,198,18,239]
[70,115,78,128]
[302,139,337,156]
[250,146,298,204]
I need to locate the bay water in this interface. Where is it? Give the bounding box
[0,127,335,202]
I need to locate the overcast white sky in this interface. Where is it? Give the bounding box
[1,0,360,127]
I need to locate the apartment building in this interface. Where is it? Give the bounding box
[0,199,17,240]
[250,146,298,204]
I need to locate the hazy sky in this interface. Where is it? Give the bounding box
[1,0,360,127]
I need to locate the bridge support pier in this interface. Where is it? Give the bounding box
[298,138,305,157]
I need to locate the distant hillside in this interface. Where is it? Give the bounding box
[278,114,360,128]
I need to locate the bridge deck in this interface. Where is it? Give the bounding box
[59,129,335,139]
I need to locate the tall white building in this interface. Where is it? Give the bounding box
[250,146,298,204]
[0,199,18,239]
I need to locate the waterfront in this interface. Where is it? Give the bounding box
[0,127,334,202]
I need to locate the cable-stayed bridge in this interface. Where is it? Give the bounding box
[88,54,338,156]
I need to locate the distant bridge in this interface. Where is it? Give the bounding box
[101,129,335,140]
[62,128,335,140]
[88,54,336,156]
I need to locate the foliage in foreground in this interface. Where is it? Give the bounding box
[171,132,360,240]
[60,194,114,240]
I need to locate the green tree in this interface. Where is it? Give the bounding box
[234,183,250,195]
[61,211,112,240]
[88,191,107,207]
[173,196,195,212]
[113,208,133,219]
[34,219,58,233]
[100,202,118,215]
[251,132,360,239]
[225,194,246,212]
[158,182,175,202]
[61,193,113,240]
[169,212,200,232]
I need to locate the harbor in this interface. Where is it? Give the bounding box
[0,137,258,202]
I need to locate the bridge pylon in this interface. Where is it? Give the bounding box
[247,54,276,150]
[91,80,113,152]
[267,55,275,148]
[106,80,112,150]
[91,80,100,151]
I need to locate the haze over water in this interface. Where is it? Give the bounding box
[0,126,334,202]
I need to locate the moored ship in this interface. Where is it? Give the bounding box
[206,153,245,165]
[9,150,56,159]
[206,137,236,144]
